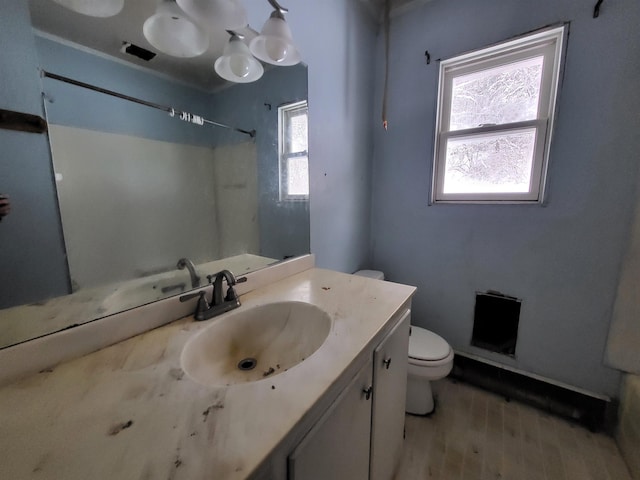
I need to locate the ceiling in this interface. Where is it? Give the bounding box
[27,0,432,91]
[28,0,260,91]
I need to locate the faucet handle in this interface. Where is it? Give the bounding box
[194,291,210,315]
[180,291,210,319]
[224,285,239,303]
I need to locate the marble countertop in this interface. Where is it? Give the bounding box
[0,268,415,480]
[0,254,277,349]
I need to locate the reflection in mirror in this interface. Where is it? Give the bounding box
[0,2,309,349]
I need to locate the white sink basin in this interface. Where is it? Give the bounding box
[180,301,332,387]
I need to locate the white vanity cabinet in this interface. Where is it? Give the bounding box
[286,309,411,480]
[288,358,374,479]
[370,309,410,480]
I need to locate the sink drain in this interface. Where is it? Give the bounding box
[237,358,257,371]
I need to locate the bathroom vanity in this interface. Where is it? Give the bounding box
[0,261,415,479]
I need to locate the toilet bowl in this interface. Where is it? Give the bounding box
[406,326,454,415]
[353,270,454,415]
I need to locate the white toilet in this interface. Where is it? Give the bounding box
[406,325,454,415]
[354,269,454,415]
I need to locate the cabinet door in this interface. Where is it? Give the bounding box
[288,359,373,480]
[370,309,411,480]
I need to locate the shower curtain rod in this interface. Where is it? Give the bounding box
[41,70,256,138]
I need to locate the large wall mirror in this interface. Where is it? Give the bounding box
[0,1,309,349]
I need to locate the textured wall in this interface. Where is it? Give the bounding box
[370,0,640,396]
[212,142,260,260]
[208,65,310,261]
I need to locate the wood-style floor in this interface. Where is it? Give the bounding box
[395,378,632,480]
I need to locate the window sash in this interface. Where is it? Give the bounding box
[432,26,565,204]
[278,100,309,201]
[281,154,309,201]
[435,122,548,202]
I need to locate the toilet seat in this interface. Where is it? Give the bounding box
[409,326,451,362]
[408,349,454,368]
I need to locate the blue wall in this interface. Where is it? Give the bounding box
[370,0,640,396]
[0,0,69,308]
[208,65,309,260]
[278,0,378,273]
[36,36,220,147]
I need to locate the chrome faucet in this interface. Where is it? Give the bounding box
[179,269,246,321]
[177,257,200,288]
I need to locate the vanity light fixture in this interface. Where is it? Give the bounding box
[143,0,209,58]
[249,1,301,66]
[214,33,264,83]
[52,0,124,17]
[176,0,248,31]
[50,0,301,81]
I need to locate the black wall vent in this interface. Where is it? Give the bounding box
[471,291,521,356]
[121,42,156,62]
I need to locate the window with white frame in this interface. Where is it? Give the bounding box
[279,100,309,201]
[432,26,566,203]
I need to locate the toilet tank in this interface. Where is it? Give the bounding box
[354,270,385,281]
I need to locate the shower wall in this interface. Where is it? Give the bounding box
[49,125,258,289]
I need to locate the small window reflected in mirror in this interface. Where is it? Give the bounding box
[279,100,309,201]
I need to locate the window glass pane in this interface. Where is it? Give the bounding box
[449,56,543,131]
[287,156,309,196]
[286,109,308,153]
[443,129,536,194]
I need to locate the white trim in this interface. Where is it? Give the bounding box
[441,25,566,70]
[432,25,566,204]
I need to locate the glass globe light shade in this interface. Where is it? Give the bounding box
[214,36,264,83]
[249,10,300,66]
[176,0,248,31]
[52,0,124,17]
[143,0,209,58]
